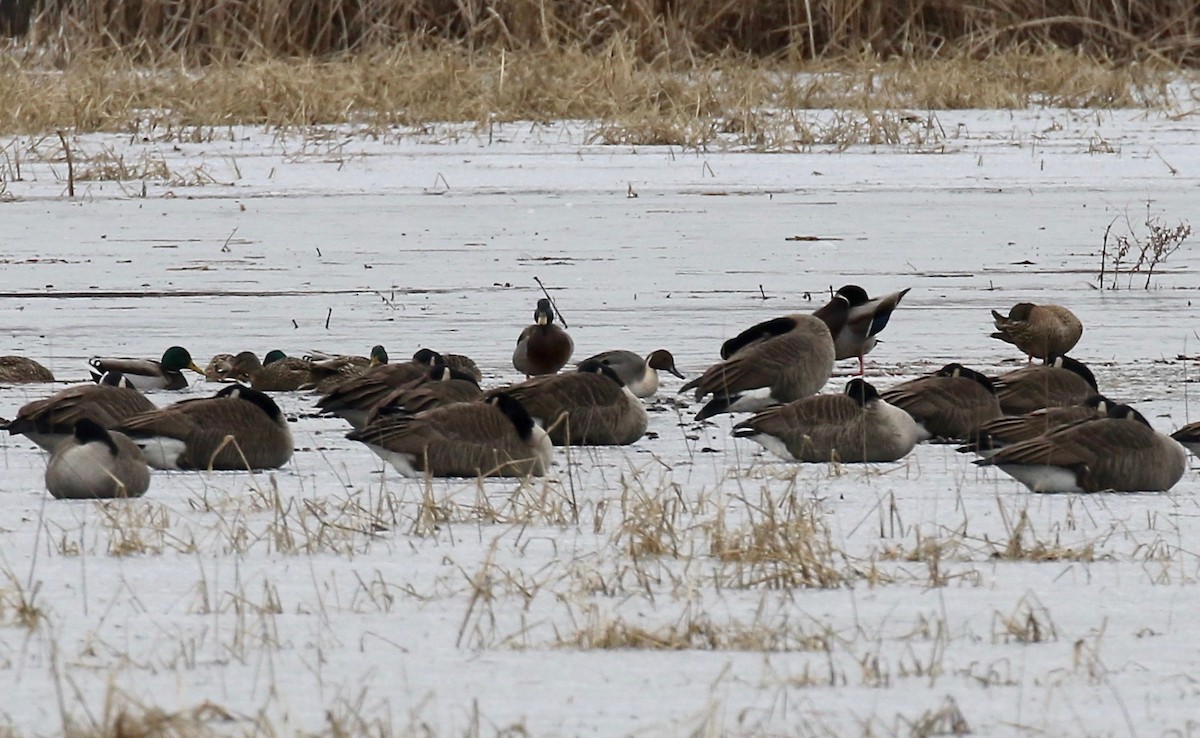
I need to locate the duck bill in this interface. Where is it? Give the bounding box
[188,362,205,374]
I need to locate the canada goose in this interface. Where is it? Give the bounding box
[347,393,553,478]
[994,355,1098,415]
[880,363,1002,441]
[114,385,293,470]
[44,419,151,500]
[0,356,55,383]
[492,361,647,445]
[88,346,204,391]
[577,349,684,398]
[959,394,1113,457]
[991,303,1083,362]
[317,349,446,428]
[977,404,1187,493]
[442,353,483,383]
[513,298,573,376]
[1169,422,1200,460]
[204,353,236,382]
[684,314,835,421]
[305,345,389,393]
[227,351,313,392]
[732,378,919,462]
[5,374,157,452]
[365,366,483,426]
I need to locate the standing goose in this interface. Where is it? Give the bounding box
[88,346,204,391]
[45,419,150,500]
[993,355,1098,415]
[880,363,1002,441]
[513,298,573,376]
[347,393,553,478]
[959,394,1113,457]
[0,356,55,383]
[683,313,835,421]
[227,350,313,392]
[732,378,919,463]
[577,349,684,398]
[491,361,647,446]
[114,385,293,470]
[316,349,446,428]
[977,404,1187,493]
[991,303,1083,362]
[365,366,483,426]
[5,374,157,452]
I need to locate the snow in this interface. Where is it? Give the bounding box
[0,105,1198,735]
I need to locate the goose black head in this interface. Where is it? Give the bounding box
[74,418,119,456]
[489,392,535,440]
[936,363,996,393]
[844,377,880,406]
[412,348,446,367]
[578,359,624,386]
[215,384,284,420]
[1046,354,1098,390]
[1107,403,1151,428]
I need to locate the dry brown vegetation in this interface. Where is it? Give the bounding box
[0,1,1195,136]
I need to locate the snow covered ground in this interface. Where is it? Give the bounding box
[0,105,1198,735]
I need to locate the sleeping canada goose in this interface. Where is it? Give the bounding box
[305,345,389,393]
[317,349,446,428]
[577,349,684,398]
[977,403,1187,493]
[513,298,573,376]
[114,385,293,470]
[1170,422,1200,460]
[44,419,150,500]
[732,378,919,463]
[347,392,553,478]
[226,351,313,392]
[880,363,1002,441]
[993,355,1098,415]
[0,356,55,383]
[991,303,1083,362]
[88,346,204,391]
[364,366,483,426]
[959,394,1113,457]
[683,313,835,421]
[442,353,483,383]
[5,374,157,452]
[491,360,647,445]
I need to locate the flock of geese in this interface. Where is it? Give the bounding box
[3,288,1199,499]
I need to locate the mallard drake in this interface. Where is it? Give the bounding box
[959,394,1113,457]
[683,313,835,421]
[347,392,553,478]
[880,363,1002,441]
[316,349,446,428]
[991,303,1083,362]
[733,378,918,463]
[577,349,684,398]
[808,285,911,374]
[0,356,55,383]
[993,355,1098,415]
[513,298,573,376]
[227,351,313,392]
[364,366,483,426]
[114,385,293,470]
[490,360,647,446]
[5,374,156,452]
[44,419,150,500]
[977,404,1186,493]
[88,346,204,391]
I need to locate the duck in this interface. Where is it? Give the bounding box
[204,353,236,382]
[365,366,483,426]
[1169,422,1200,460]
[491,360,647,445]
[683,313,835,421]
[226,350,313,392]
[347,392,553,478]
[977,403,1187,493]
[577,349,684,398]
[880,363,1002,441]
[959,394,1113,457]
[513,298,573,376]
[732,378,919,463]
[44,419,151,500]
[0,356,55,383]
[991,303,1083,362]
[993,355,1098,415]
[305,345,389,393]
[5,372,157,452]
[316,349,446,428]
[811,285,910,374]
[88,346,204,391]
[114,385,293,470]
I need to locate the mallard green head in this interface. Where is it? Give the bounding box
[368,345,389,367]
[162,346,204,374]
[264,350,287,365]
